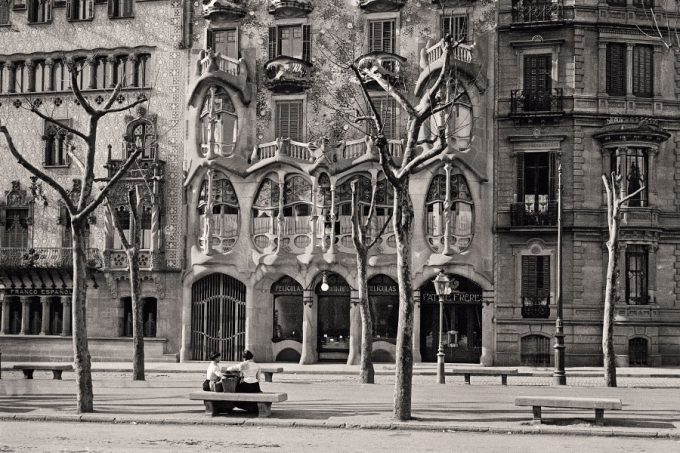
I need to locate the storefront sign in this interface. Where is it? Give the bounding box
[421,291,483,304]
[6,288,73,296]
[368,284,399,295]
[272,283,303,295]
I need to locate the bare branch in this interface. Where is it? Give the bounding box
[362,67,418,119]
[28,106,88,141]
[69,63,96,116]
[100,96,147,115]
[416,36,462,120]
[350,179,366,254]
[619,184,646,207]
[68,147,85,171]
[102,83,124,111]
[105,198,131,251]
[366,210,393,251]
[397,128,447,179]
[351,64,384,132]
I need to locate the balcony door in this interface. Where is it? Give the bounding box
[208,29,238,60]
[517,152,556,225]
[523,54,552,111]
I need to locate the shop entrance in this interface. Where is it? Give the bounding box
[316,273,351,361]
[419,275,482,363]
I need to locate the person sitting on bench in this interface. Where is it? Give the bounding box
[204,351,224,392]
[226,349,262,393]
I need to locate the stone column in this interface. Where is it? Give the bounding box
[6,62,16,94]
[653,46,663,97]
[328,183,336,254]
[107,55,117,88]
[61,297,71,336]
[40,298,50,335]
[44,58,55,92]
[346,290,361,365]
[480,290,495,366]
[275,179,284,254]
[128,54,138,87]
[85,56,97,90]
[0,299,9,334]
[626,44,633,96]
[598,42,607,95]
[25,59,36,92]
[299,289,318,364]
[412,290,422,363]
[20,296,30,335]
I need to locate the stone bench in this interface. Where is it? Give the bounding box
[450,368,519,385]
[515,396,623,426]
[189,391,288,417]
[13,364,73,380]
[260,367,284,382]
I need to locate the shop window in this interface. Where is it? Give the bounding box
[368,275,399,343]
[275,100,303,142]
[629,337,648,366]
[425,170,474,254]
[198,171,240,254]
[49,298,63,335]
[66,0,93,21]
[201,87,237,158]
[8,299,21,334]
[441,14,468,42]
[316,273,351,353]
[268,24,311,62]
[252,177,280,250]
[27,0,52,23]
[611,147,648,207]
[28,299,41,335]
[108,0,133,18]
[3,208,29,247]
[368,19,396,54]
[43,119,72,167]
[272,276,303,342]
[521,335,551,366]
[625,245,648,305]
[521,255,550,318]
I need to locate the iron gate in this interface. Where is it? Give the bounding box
[191,273,246,361]
[629,337,648,367]
[520,335,551,367]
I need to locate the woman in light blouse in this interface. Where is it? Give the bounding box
[226,349,262,393]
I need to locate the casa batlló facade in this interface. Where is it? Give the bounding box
[0,0,679,368]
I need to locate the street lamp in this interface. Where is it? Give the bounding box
[320,272,330,292]
[553,160,566,385]
[433,270,452,384]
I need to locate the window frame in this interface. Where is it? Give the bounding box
[610,147,649,207]
[440,13,469,43]
[43,118,73,168]
[625,244,649,305]
[0,1,11,26]
[108,0,133,19]
[27,0,52,24]
[274,98,304,142]
[66,0,94,22]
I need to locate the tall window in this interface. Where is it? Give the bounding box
[208,29,238,59]
[0,1,10,26]
[275,100,303,141]
[129,120,156,159]
[632,45,653,98]
[282,175,312,242]
[268,25,311,62]
[28,0,52,23]
[198,171,240,254]
[521,255,550,318]
[201,87,237,157]
[108,0,133,18]
[517,152,556,223]
[625,245,648,305]
[43,120,72,167]
[66,0,93,21]
[441,14,468,42]
[425,171,474,254]
[112,206,151,249]
[252,177,280,250]
[371,96,397,139]
[523,54,552,111]
[3,208,29,247]
[369,20,396,53]
[611,147,647,207]
[606,43,626,96]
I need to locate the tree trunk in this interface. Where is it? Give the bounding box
[393,178,415,421]
[603,218,619,387]
[71,219,94,413]
[357,250,375,384]
[128,245,145,380]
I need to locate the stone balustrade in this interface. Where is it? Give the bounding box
[250,137,318,163]
[421,38,473,70]
[340,136,403,161]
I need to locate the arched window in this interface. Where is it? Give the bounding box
[112,205,152,249]
[282,174,312,249]
[272,276,303,342]
[28,0,52,24]
[252,176,280,251]
[425,84,472,150]
[130,120,156,159]
[201,86,238,158]
[198,171,239,254]
[315,173,332,250]
[425,169,474,254]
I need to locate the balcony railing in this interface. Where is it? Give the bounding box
[201,0,247,20]
[264,56,312,93]
[268,0,313,16]
[522,304,550,319]
[102,249,161,270]
[510,88,563,114]
[511,0,564,24]
[341,136,403,161]
[0,247,102,269]
[358,0,406,11]
[510,201,557,226]
[251,137,319,163]
[200,52,240,78]
[421,38,473,70]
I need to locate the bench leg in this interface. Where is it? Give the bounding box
[52,370,63,380]
[22,369,34,379]
[594,409,605,426]
[257,402,272,418]
[204,401,220,417]
[464,374,471,385]
[532,406,542,425]
[264,372,273,383]
[501,375,508,386]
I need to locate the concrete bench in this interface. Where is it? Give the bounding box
[189,391,287,417]
[260,367,284,382]
[450,368,519,385]
[13,364,73,380]
[515,396,623,426]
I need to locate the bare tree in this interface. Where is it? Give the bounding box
[349,35,466,420]
[349,178,393,384]
[0,60,147,412]
[105,186,145,381]
[601,168,645,387]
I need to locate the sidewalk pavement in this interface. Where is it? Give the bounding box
[1,363,679,439]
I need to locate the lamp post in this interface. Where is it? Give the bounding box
[553,159,566,385]
[433,271,452,384]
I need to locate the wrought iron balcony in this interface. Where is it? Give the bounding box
[340,136,403,161]
[201,0,247,21]
[511,0,564,25]
[522,304,550,319]
[102,249,162,270]
[264,56,312,93]
[358,0,406,12]
[268,0,313,18]
[355,51,406,86]
[510,201,557,227]
[510,88,563,115]
[0,247,102,269]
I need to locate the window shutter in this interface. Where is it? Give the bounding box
[384,21,394,53]
[28,0,35,21]
[521,256,538,302]
[540,255,550,295]
[0,1,9,25]
[302,25,311,63]
[268,27,277,60]
[123,0,132,17]
[66,0,72,20]
[207,29,214,51]
[633,45,653,97]
[516,153,525,202]
[290,101,301,141]
[369,21,381,52]
[87,0,94,19]
[108,0,115,17]
[606,43,626,96]
[548,153,556,201]
[275,102,284,138]
[523,54,551,92]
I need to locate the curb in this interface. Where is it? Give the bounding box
[1,414,678,440]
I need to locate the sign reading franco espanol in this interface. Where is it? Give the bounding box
[6,288,73,296]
